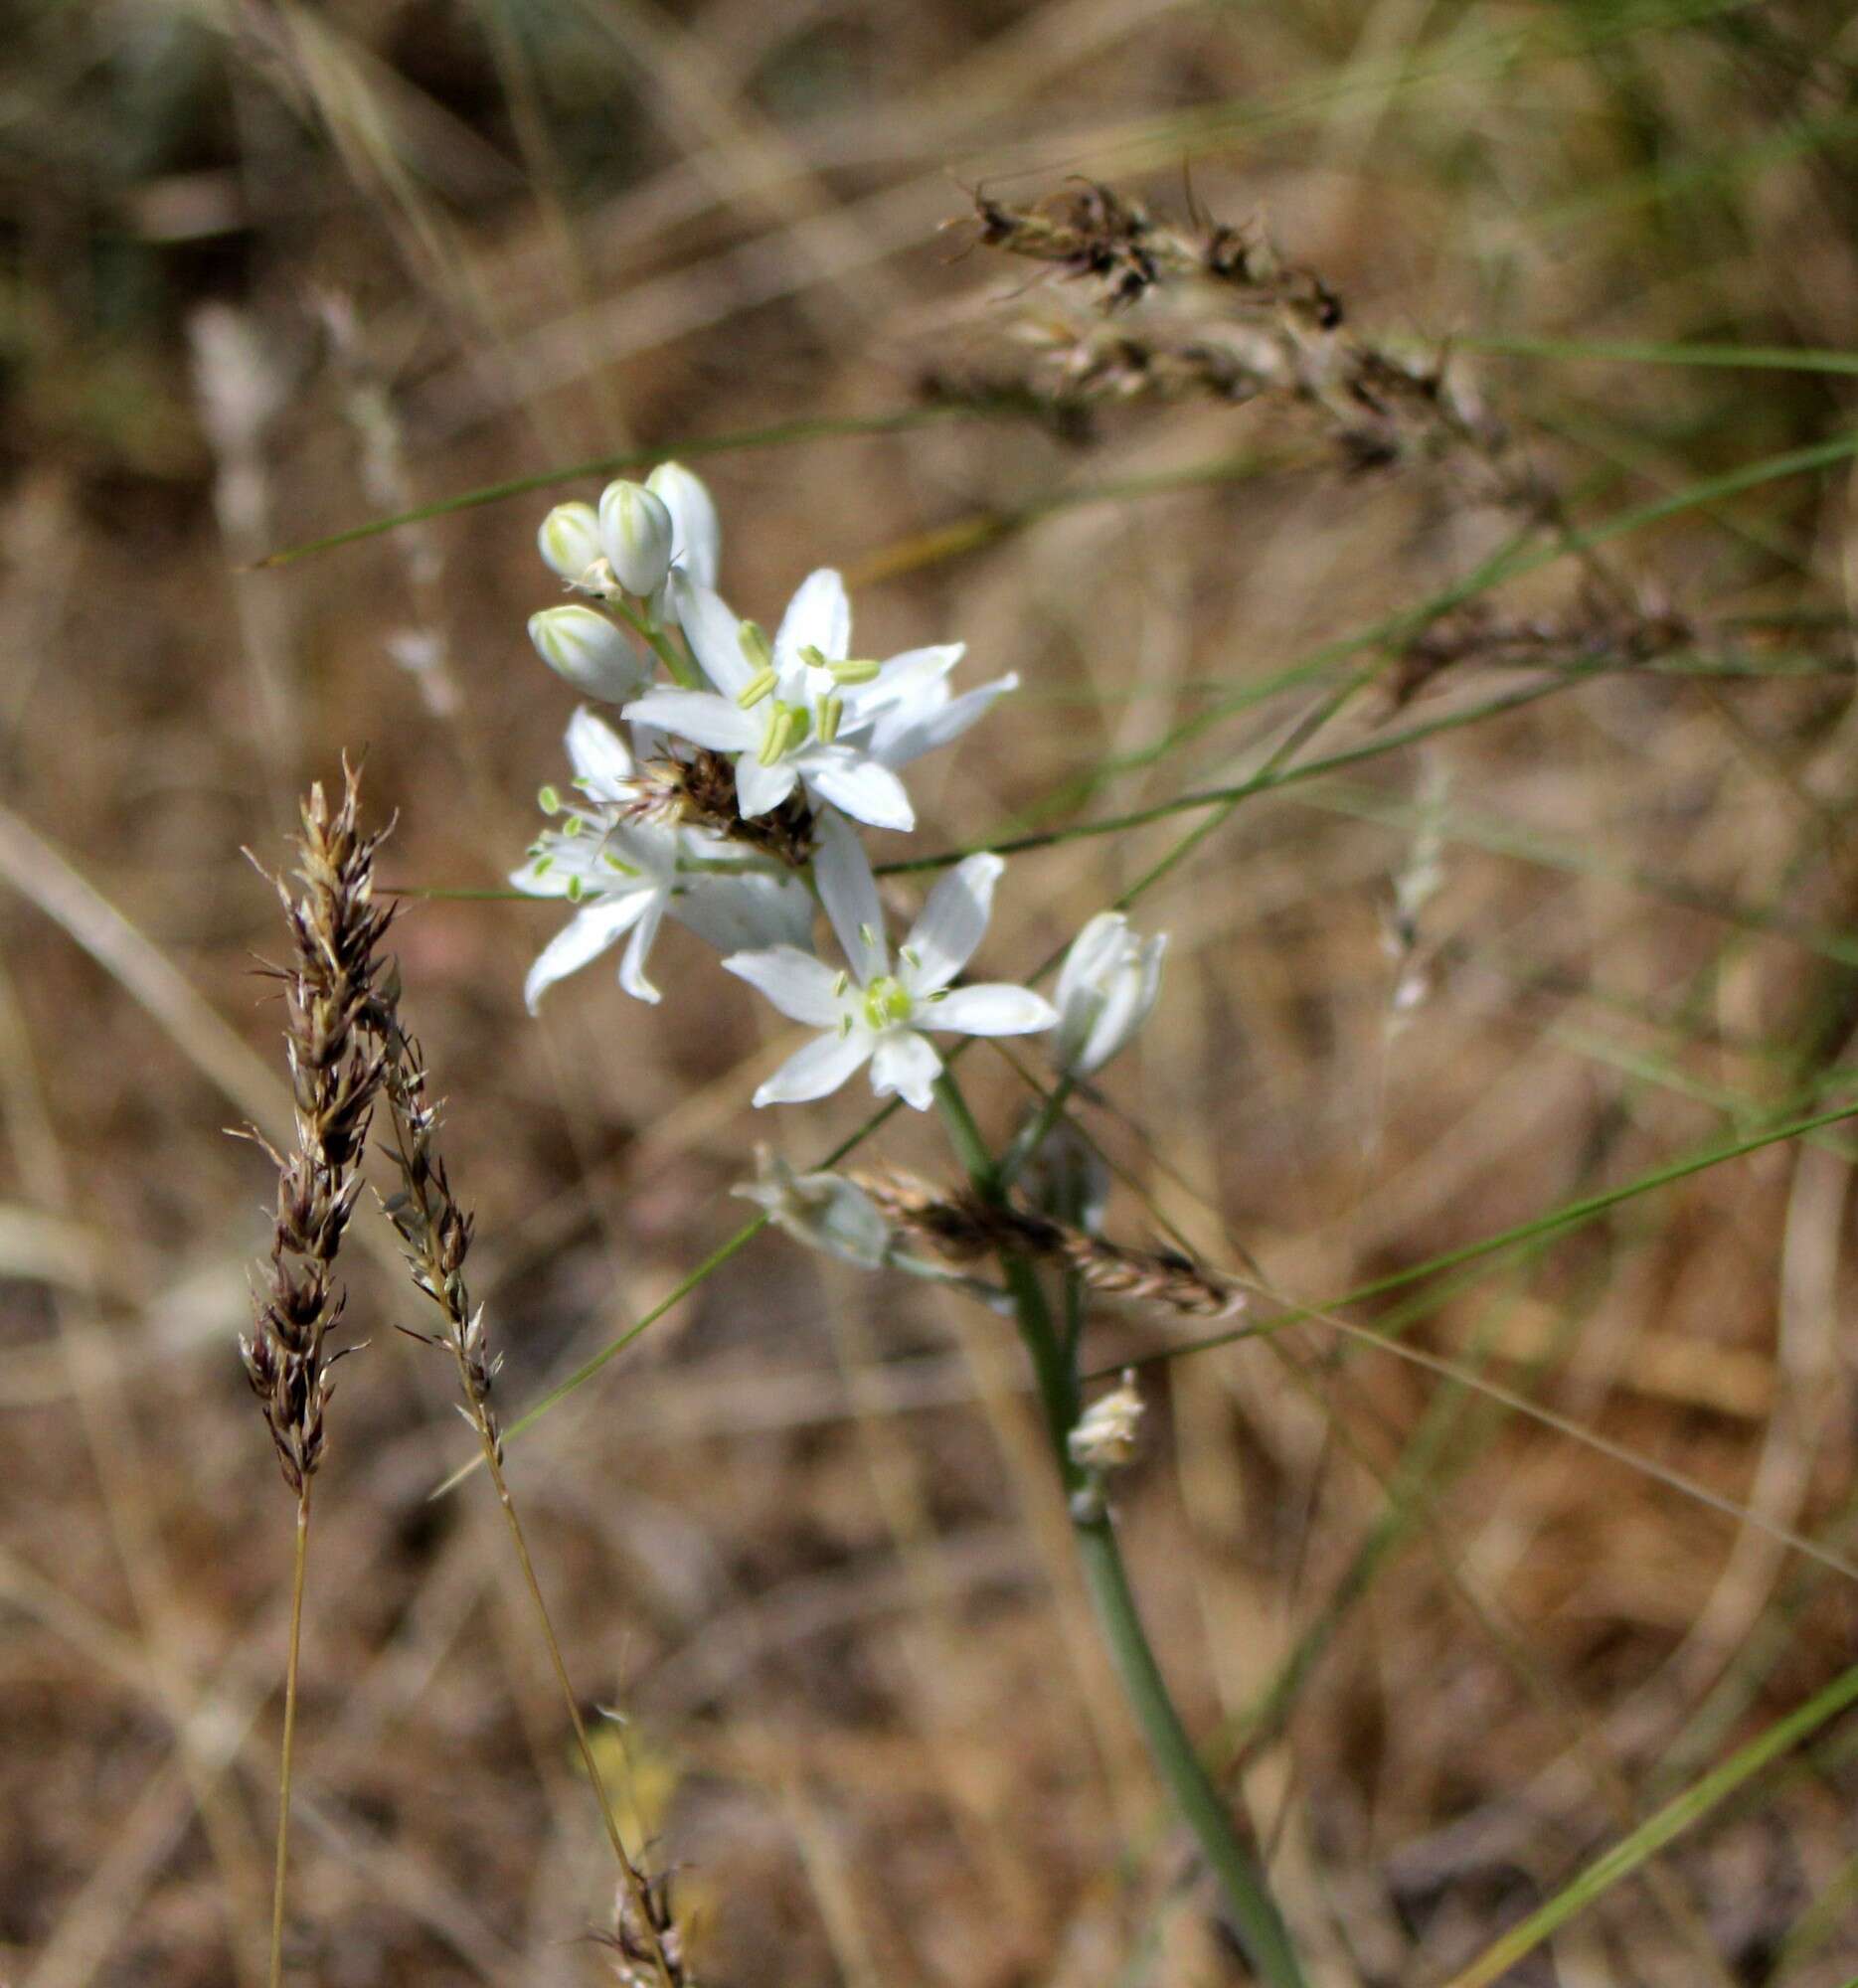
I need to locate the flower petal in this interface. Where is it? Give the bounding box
[869,1029,942,1110]
[622,688,759,753]
[676,582,759,698]
[616,894,669,1004]
[563,707,636,799]
[671,870,815,954]
[814,808,888,983]
[775,568,850,668]
[853,643,964,718]
[928,984,1058,1037]
[734,753,799,819]
[903,853,1002,993]
[873,673,1018,768]
[754,1028,873,1107]
[522,894,650,1012]
[801,753,915,833]
[722,945,845,1026]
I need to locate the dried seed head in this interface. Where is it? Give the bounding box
[849,1167,1245,1320]
[241,757,395,1492]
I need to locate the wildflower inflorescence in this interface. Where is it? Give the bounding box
[242,760,397,1493]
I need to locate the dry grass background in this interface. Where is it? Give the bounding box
[4,1,1858,1982]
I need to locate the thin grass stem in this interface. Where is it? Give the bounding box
[268,1484,311,1988]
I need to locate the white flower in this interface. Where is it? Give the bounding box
[1052,911,1167,1077]
[625,569,1014,833]
[538,502,603,583]
[528,604,649,703]
[625,573,917,831]
[514,709,813,1009]
[723,821,1056,1110]
[597,480,675,598]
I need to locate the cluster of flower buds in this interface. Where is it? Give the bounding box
[514,462,1169,1115]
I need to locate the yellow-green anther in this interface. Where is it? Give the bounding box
[817,692,843,745]
[538,784,562,815]
[567,876,585,902]
[739,620,772,668]
[759,703,803,765]
[830,656,882,685]
[737,665,778,710]
[562,815,585,838]
[832,970,850,997]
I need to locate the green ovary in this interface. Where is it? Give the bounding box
[861,976,914,1029]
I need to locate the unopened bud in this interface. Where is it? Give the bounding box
[527,605,648,702]
[538,502,602,581]
[646,460,721,588]
[1068,1369,1144,1474]
[1053,912,1167,1077]
[597,481,675,598]
[734,1148,892,1269]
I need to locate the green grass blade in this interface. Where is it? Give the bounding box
[1459,333,1858,377]
[1438,1661,1858,1988]
[254,406,988,567]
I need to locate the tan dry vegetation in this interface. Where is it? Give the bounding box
[3,2,1858,1983]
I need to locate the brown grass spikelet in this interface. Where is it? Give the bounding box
[593,1871,691,1987]
[944,180,1548,511]
[370,1020,504,1456]
[849,1166,1244,1320]
[240,757,397,1492]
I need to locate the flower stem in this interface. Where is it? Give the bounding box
[611,597,699,689]
[931,1070,1304,1986]
[1072,1513,1306,1987]
[268,1483,311,1988]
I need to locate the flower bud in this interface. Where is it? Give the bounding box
[646,460,720,588]
[1052,912,1167,1077]
[1068,1369,1144,1474]
[597,481,675,598]
[527,605,648,702]
[734,1149,892,1269]
[537,502,602,581]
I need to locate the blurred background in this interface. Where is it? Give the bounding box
[4,1,1858,1982]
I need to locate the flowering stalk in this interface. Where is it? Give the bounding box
[931,1071,1305,1988]
[508,461,1297,1978]
[240,762,396,1988]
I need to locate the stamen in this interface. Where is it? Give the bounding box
[736,666,777,710]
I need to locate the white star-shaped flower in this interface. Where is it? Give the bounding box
[514,708,813,1009]
[722,814,1056,1110]
[625,570,1015,834]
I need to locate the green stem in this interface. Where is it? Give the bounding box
[1074,1515,1307,1988]
[998,1073,1078,1189]
[931,1072,1305,1986]
[609,596,699,688]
